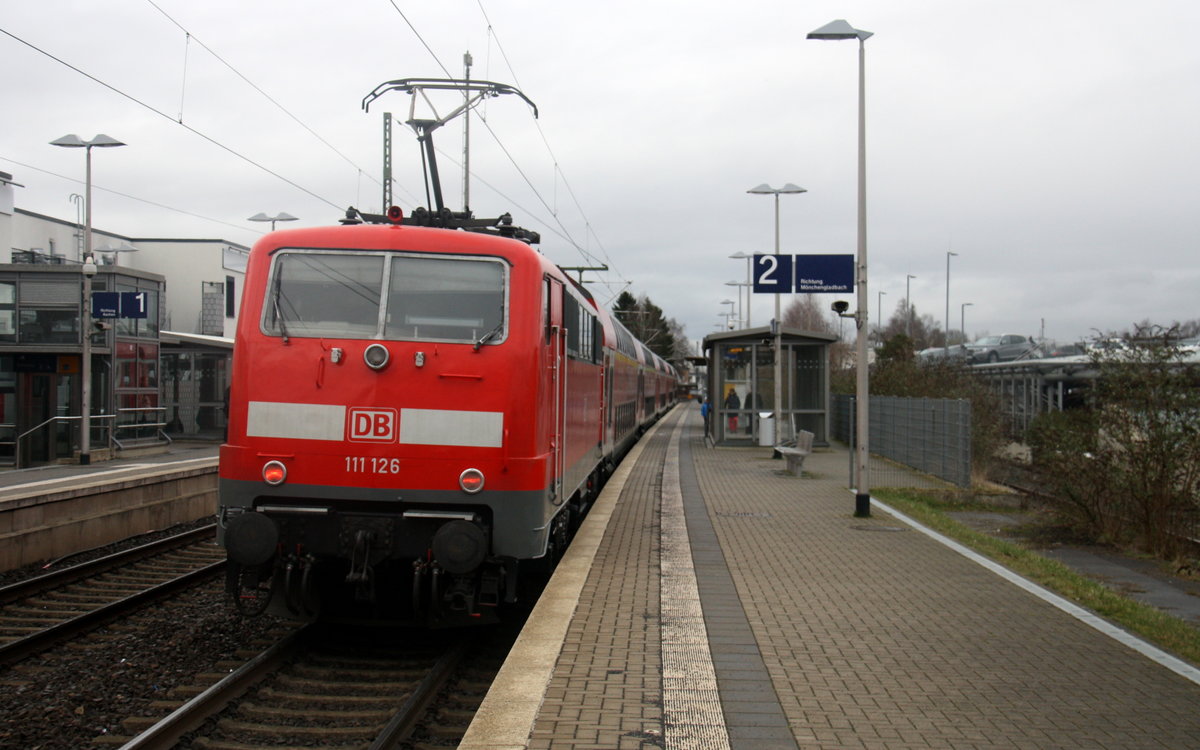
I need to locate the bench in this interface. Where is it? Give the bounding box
[775,430,815,475]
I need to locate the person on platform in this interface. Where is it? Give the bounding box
[724,388,740,432]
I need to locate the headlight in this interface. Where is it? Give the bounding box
[364,343,390,370]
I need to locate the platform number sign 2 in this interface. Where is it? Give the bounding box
[753,254,793,293]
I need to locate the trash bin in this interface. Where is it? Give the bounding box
[758,413,774,446]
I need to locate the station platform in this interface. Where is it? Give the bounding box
[462,405,1200,749]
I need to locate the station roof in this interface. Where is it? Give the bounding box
[703,325,838,351]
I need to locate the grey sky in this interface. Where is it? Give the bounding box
[3,0,1197,347]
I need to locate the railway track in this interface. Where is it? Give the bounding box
[0,522,522,748]
[113,624,472,749]
[0,525,225,666]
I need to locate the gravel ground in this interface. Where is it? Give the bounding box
[0,519,287,749]
[0,579,285,749]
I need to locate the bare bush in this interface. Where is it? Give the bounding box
[1028,329,1200,559]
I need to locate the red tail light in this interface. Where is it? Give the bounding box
[262,461,287,485]
[459,468,485,494]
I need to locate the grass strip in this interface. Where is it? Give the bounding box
[874,487,1200,667]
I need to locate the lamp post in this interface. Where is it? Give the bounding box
[51,134,126,465]
[724,281,747,327]
[877,290,887,335]
[944,250,958,358]
[94,242,139,267]
[905,274,916,339]
[720,298,736,329]
[960,302,974,345]
[808,19,873,516]
[729,252,753,327]
[248,212,298,231]
[747,183,806,446]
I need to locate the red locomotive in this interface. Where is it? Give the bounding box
[218,206,676,623]
[219,78,677,623]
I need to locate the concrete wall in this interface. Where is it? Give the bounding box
[121,239,247,337]
[0,460,217,571]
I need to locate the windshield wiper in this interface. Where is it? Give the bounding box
[474,321,504,352]
[272,272,290,344]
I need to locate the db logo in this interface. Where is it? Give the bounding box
[347,408,398,443]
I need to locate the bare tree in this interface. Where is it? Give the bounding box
[782,294,836,333]
[876,298,946,351]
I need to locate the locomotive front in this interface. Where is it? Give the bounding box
[218,222,553,624]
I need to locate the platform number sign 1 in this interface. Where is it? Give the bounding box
[120,292,148,319]
[91,291,149,319]
[753,254,793,293]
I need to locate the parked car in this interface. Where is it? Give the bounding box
[1046,343,1087,358]
[1086,337,1129,354]
[964,334,1035,364]
[915,345,969,364]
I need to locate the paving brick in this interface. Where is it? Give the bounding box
[496,406,1200,748]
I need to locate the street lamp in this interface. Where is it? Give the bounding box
[94,242,139,267]
[248,212,298,230]
[747,183,806,446]
[944,250,958,357]
[960,302,974,345]
[51,134,126,466]
[808,19,873,517]
[729,252,753,327]
[720,298,737,330]
[724,281,747,327]
[877,290,887,334]
[905,274,916,339]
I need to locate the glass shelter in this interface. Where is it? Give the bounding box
[703,326,835,447]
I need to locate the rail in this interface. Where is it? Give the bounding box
[0,526,224,667]
[112,406,173,448]
[3,406,175,468]
[9,413,116,469]
[117,625,311,750]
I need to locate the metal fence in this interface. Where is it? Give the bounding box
[832,395,972,488]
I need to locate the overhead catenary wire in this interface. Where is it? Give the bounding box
[379,1,624,287]
[475,1,622,283]
[13,3,630,293]
[144,0,381,189]
[0,156,265,236]
[382,0,453,79]
[470,3,628,292]
[5,4,616,264]
[0,25,344,212]
[432,145,600,263]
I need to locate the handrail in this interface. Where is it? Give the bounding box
[13,414,116,469]
[112,407,172,450]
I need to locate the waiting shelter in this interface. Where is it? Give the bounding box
[702,326,836,447]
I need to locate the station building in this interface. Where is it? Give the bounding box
[0,171,245,466]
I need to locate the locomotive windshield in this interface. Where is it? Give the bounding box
[263,250,507,344]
